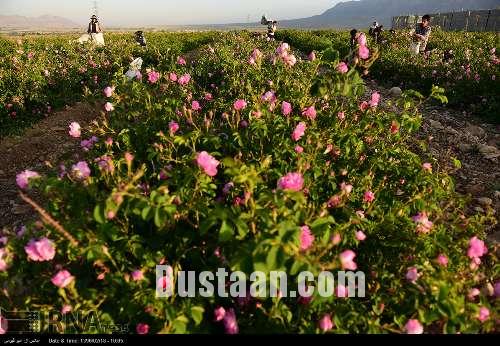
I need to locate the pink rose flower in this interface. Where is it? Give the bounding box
[69,122,81,138]
[477,307,490,322]
[136,323,150,334]
[336,284,348,298]
[196,151,220,177]
[104,102,114,112]
[177,56,186,65]
[191,100,201,111]
[169,72,178,82]
[405,319,423,334]
[406,267,419,283]
[295,145,304,153]
[131,270,144,282]
[284,53,297,66]
[308,51,316,61]
[340,182,353,194]
[412,212,433,234]
[292,122,307,141]
[72,161,91,180]
[103,86,114,98]
[61,305,72,315]
[363,191,375,203]
[436,254,448,267]
[233,99,247,111]
[358,45,370,59]
[299,225,315,251]
[157,275,170,292]
[214,307,226,322]
[222,308,239,334]
[339,250,357,270]
[357,33,367,46]
[178,74,191,86]
[25,238,56,261]
[80,136,98,151]
[276,42,290,57]
[16,170,40,189]
[467,236,488,260]
[51,270,75,288]
[337,62,349,74]
[282,101,292,116]
[147,70,160,84]
[169,121,179,135]
[302,106,317,120]
[0,315,7,334]
[422,163,432,172]
[355,231,366,241]
[262,91,277,103]
[277,172,304,192]
[369,92,380,107]
[332,233,342,245]
[0,248,9,272]
[327,195,341,208]
[468,288,480,300]
[359,101,369,111]
[318,314,333,332]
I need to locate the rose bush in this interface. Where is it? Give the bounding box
[278,29,499,122]
[0,31,498,334]
[0,32,218,137]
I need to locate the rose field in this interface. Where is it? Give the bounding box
[0,29,499,334]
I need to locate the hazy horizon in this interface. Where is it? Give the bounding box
[0,0,346,26]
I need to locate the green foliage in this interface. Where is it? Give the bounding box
[0,30,497,335]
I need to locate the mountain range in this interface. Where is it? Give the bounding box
[0,15,79,30]
[279,0,500,28]
[1,0,499,31]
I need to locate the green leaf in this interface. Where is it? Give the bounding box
[172,315,189,333]
[290,260,306,276]
[266,247,279,270]
[219,221,234,242]
[93,204,105,224]
[141,206,153,220]
[154,207,168,228]
[451,157,462,169]
[190,306,204,326]
[310,216,335,233]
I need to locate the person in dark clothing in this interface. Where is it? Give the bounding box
[368,21,378,39]
[87,15,103,34]
[369,22,385,44]
[443,49,454,63]
[267,20,277,41]
[350,29,358,51]
[374,25,385,44]
[135,31,147,47]
[411,14,431,54]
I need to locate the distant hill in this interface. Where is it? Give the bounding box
[279,0,500,28]
[0,15,80,30]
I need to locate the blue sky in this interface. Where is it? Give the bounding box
[1,0,343,26]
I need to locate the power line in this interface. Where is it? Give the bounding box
[92,0,99,17]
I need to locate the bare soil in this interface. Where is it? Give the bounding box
[0,102,99,230]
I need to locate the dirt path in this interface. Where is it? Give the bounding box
[364,79,500,247]
[0,102,99,231]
